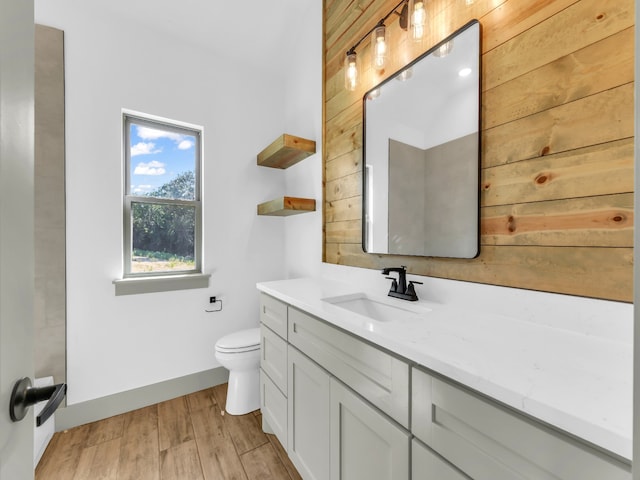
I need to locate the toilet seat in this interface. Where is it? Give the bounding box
[215,327,260,354]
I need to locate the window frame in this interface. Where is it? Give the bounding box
[122,112,203,279]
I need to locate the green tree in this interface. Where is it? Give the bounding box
[132,171,195,258]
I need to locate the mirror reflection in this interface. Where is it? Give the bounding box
[363,21,480,258]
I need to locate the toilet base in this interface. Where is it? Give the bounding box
[225,368,260,415]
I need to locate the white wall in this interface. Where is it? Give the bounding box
[35,1,289,405]
[282,0,324,279]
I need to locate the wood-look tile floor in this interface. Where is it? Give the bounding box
[36,383,302,480]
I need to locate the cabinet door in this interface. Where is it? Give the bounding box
[330,377,410,480]
[287,346,330,480]
[412,439,470,480]
[260,369,287,449]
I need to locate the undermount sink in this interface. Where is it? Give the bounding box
[321,292,431,323]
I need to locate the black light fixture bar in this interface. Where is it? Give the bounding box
[346,0,408,56]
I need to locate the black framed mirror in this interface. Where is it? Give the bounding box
[363,20,481,258]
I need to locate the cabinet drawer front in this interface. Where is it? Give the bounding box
[412,439,470,480]
[289,306,410,427]
[260,293,287,339]
[261,324,287,393]
[260,368,287,449]
[412,368,631,480]
[330,377,410,480]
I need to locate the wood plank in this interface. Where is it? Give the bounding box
[326,149,362,182]
[117,405,160,480]
[190,404,229,441]
[35,424,91,479]
[84,413,125,447]
[480,0,580,53]
[482,194,633,247]
[326,219,362,244]
[195,431,248,480]
[482,83,633,168]
[266,434,303,480]
[257,197,316,216]
[325,172,361,202]
[325,196,362,223]
[240,443,293,480]
[483,27,634,129]
[160,440,204,480]
[481,138,634,207]
[257,134,316,169]
[157,396,195,451]
[325,243,633,302]
[212,384,269,455]
[187,387,218,413]
[72,438,121,480]
[483,0,634,90]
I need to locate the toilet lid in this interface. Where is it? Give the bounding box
[215,327,260,353]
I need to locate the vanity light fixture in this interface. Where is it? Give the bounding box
[343,0,411,91]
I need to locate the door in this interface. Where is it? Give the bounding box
[330,378,410,480]
[0,0,36,478]
[287,346,330,480]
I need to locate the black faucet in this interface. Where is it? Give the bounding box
[381,265,423,301]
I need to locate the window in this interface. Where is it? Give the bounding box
[123,113,202,278]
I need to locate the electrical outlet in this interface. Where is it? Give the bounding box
[209,296,216,303]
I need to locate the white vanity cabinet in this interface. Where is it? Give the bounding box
[412,367,631,480]
[259,292,631,480]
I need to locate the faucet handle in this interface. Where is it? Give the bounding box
[408,280,423,285]
[385,276,398,292]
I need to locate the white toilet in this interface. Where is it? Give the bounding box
[214,327,261,415]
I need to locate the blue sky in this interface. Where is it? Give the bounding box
[129,123,196,196]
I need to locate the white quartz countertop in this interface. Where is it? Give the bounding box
[257,277,632,460]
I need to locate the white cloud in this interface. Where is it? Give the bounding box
[131,141,161,157]
[131,184,154,194]
[134,160,166,176]
[137,126,184,143]
[178,139,194,150]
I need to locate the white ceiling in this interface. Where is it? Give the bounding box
[92,0,313,72]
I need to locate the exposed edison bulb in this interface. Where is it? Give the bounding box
[371,25,387,71]
[410,0,426,41]
[344,51,358,91]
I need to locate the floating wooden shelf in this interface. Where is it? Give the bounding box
[257,196,316,216]
[257,134,316,169]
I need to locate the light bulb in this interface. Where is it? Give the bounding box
[371,25,387,71]
[465,0,474,5]
[410,1,426,41]
[344,52,358,91]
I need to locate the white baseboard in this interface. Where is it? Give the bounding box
[55,367,229,431]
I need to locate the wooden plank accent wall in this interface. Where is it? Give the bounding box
[323,0,634,302]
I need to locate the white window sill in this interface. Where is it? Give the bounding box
[113,273,211,296]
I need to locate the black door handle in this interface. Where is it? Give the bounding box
[9,377,67,426]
